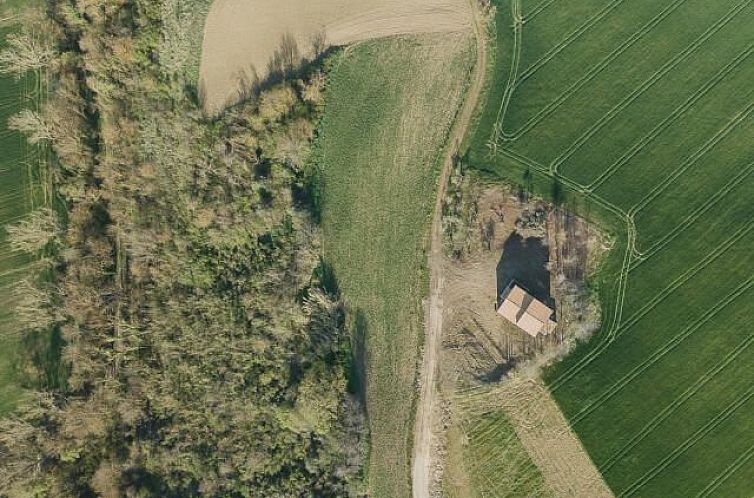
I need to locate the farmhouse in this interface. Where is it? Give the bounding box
[497,282,556,337]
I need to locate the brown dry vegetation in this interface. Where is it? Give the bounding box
[199,0,472,113]
[0,1,369,495]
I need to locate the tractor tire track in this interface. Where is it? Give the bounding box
[551,3,754,174]
[501,0,692,140]
[587,41,754,191]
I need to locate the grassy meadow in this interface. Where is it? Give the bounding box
[0,24,45,414]
[466,0,754,496]
[317,34,474,497]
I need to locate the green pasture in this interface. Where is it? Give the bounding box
[316,34,474,497]
[0,25,44,415]
[467,0,754,496]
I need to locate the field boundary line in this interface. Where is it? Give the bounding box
[548,219,632,390]
[501,0,691,140]
[516,0,627,85]
[629,97,754,216]
[498,147,628,218]
[692,441,754,498]
[573,288,754,430]
[632,160,754,264]
[550,1,754,174]
[618,381,754,497]
[586,41,754,191]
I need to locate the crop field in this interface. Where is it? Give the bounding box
[317,33,474,497]
[466,0,754,496]
[0,25,44,415]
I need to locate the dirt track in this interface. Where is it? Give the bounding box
[199,0,472,113]
[411,2,486,497]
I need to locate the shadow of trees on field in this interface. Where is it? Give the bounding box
[15,325,68,391]
[350,309,369,407]
[197,29,338,114]
[314,258,369,410]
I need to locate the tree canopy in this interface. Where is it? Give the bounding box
[0,1,365,496]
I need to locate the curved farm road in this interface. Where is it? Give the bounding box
[411,2,487,497]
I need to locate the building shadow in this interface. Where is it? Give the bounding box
[495,233,553,308]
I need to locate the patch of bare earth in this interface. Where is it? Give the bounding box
[436,185,614,497]
[199,0,472,113]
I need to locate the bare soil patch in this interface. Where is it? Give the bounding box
[199,0,472,113]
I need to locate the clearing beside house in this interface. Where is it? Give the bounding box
[437,185,610,497]
[199,0,472,113]
[467,0,754,496]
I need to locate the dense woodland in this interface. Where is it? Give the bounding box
[0,1,366,496]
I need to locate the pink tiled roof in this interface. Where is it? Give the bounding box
[496,283,556,337]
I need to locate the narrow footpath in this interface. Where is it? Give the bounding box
[412,2,488,497]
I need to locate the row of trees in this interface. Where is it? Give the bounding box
[0,1,365,496]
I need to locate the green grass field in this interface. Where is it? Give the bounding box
[0,24,45,415]
[466,0,754,496]
[317,34,474,497]
[458,409,551,498]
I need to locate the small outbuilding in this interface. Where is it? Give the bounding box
[497,282,556,337]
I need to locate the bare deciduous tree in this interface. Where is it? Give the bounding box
[12,278,59,332]
[310,28,327,58]
[5,207,59,253]
[8,109,53,144]
[0,31,53,75]
[280,32,300,73]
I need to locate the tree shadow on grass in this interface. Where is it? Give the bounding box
[349,309,369,409]
[313,258,368,413]
[17,325,67,391]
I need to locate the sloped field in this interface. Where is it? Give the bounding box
[467,0,754,496]
[317,33,475,497]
